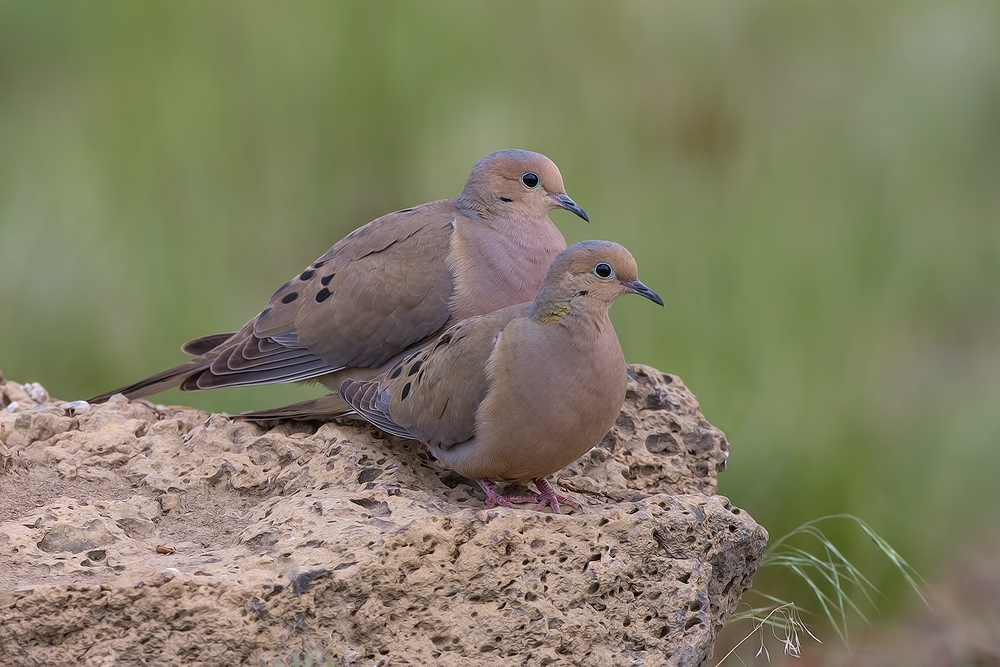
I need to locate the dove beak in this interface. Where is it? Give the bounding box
[623,280,664,306]
[549,193,590,222]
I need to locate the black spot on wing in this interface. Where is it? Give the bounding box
[313,260,327,268]
[315,288,332,303]
[390,366,403,379]
[272,281,291,299]
[401,383,411,400]
[281,292,299,304]
[320,273,336,286]
[300,269,315,281]
[408,360,422,376]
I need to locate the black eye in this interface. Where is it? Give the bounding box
[594,262,613,279]
[520,171,540,189]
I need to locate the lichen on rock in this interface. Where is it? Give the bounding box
[0,365,765,666]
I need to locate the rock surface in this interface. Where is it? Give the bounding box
[0,365,766,666]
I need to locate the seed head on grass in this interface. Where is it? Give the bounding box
[719,514,927,664]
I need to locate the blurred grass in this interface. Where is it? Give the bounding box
[2,0,999,634]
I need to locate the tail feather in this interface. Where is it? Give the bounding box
[180,332,236,355]
[338,379,414,439]
[239,393,355,422]
[88,358,211,404]
[90,330,237,403]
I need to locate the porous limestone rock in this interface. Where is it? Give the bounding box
[0,365,765,666]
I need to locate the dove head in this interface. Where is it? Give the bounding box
[530,240,663,323]
[457,149,589,223]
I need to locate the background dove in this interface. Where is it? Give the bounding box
[339,240,663,512]
[89,149,588,417]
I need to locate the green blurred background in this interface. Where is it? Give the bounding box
[2,0,998,657]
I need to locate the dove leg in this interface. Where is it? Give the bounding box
[475,478,582,514]
[476,479,515,509]
[530,477,582,514]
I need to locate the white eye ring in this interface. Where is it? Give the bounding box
[594,262,614,279]
[520,172,540,189]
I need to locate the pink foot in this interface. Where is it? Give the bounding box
[476,479,514,509]
[475,478,581,514]
[529,477,582,514]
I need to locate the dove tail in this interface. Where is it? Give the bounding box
[88,330,240,404]
[239,394,355,422]
[88,358,212,404]
[338,379,415,439]
[180,332,236,355]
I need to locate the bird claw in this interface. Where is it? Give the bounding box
[483,495,514,509]
[530,477,582,513]
[477,479,515,508]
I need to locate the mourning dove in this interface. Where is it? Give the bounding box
[89,150,588,415]
[339,240,663,513]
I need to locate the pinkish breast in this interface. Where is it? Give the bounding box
[448,216,567,321]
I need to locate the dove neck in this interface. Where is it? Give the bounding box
[528,290,612,332]
[456,187,526,223]
[455,190,490,219]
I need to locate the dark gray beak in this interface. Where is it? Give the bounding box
[550,193,589,222]
[623,280,664,306]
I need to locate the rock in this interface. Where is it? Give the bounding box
[0,367,765,666]
[36,517,120,554]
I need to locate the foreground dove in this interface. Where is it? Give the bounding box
[338,240,663,513]
[89,150,588,416]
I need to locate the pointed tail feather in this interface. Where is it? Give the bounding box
[239,393,355,422]
[88,358,211,404]
[89,330,237,404]
[180,332,236,355]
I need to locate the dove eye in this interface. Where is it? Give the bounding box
[520,172,540,189]
[593,262,614,279]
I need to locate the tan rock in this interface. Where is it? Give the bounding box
[0,366,765,666]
